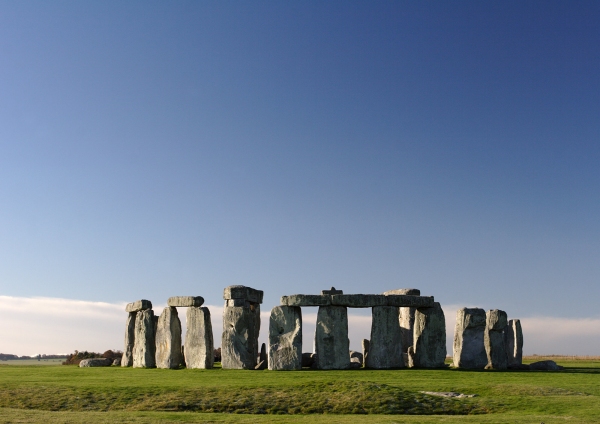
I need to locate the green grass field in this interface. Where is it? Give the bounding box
[1,359,598,423]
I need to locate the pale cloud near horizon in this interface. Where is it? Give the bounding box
[1,296,599,357]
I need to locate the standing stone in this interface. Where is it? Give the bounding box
[408,302,446,368]
[384,289,420,354]
[453,307,487,369]
[362,339,370,366]
[485,309,508,370]
[268,306,302,370]
[222,303,261,369]
[133,309,156,368]
[314,305,350,370]
[185,306,214,369]
[365,306,404,369]
[121,311,136,367]
[505,319,523,367]
[155,307,183,369]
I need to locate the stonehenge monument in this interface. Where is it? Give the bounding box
[119,287,525,373]
[221,285,263,369]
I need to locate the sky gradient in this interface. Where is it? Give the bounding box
[1,1,599,354]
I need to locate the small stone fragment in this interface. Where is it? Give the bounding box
[255,359,267,370]
[112,358,121,366]
[350,350,363,366]
[167,296,204,307]
[361,338,370,365]
[321,287,343,295]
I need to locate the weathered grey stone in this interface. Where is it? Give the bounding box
[529,360,563,371]
[155,307,183,369]
[259,343,267,363]
[223,285,263,304]
[281,294,331,307]
[167,296,204,307]
[386,295,434,308]
[112,358,121,366]
[350,350,363,366]
[408,302,446,368]
[365,306,404,369]
[184,306,214,369]
[362,339,370,365]
[133,309,156,368]
[125,299,152,313]
[485,309,508,370]
[268,306,302,370]
[331,294,387,308]
[452,307,487,369]
[314,306,350,369]
[255,359,267,370]
[505,319,523,367]
[387,289,421,354]
[321,287,343,295]
[121,311,136,367]
[221,303,260,369]
[79,358,112,367]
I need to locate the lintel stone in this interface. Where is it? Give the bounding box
[167,296,204,307]
[223,285,263,304]
[281,294,331,307]
[125,299,152,313]
[331,294,387,308]
[385,295,434,308]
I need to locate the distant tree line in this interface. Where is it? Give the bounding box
[62,350,123,365]
[0,353,67,361]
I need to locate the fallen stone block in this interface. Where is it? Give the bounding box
[350,350,363,366]
[408,302,446,368]
[185,306,214,369]
[155,306,183,369]
[453,307,487,369]
[315,305,350,369]
[112,358,121,366]
[268,306,302,370]
[167,296,204,307]
[125,299,152,313]
[529,360,563,371]
[365,306,404,369]
[79,358,112,367]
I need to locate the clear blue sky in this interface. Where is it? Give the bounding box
[1,1,599,321]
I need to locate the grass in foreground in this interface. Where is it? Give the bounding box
[1,359,599,422]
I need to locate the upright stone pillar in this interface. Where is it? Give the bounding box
[505,319,523,367]
[408,302,446,368]
[268,305,302,370]
[133,309,156,368]
[185,306,214,369]
[123,300,152,367]
[452,307,487,369]
[155,306,183,369]
[485,309,508,370]
[122,312,137,367]
[384,288,420,353]
[221,285,263,369]
[365,306,404,369]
